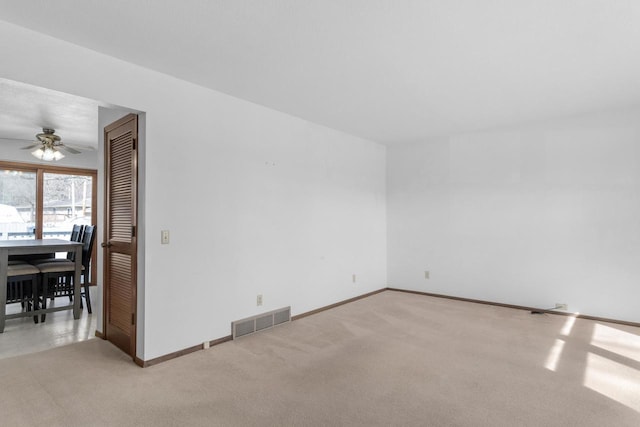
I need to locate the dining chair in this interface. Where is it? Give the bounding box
[70,224,84,242]
[67,224,85,261]
[33,224,84,265]
[77,225,96,312]
[6,262,40,324]
[33,225,96,321]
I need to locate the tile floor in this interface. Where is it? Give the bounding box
[0,287,98,360]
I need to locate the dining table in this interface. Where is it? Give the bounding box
[0,239,82,333]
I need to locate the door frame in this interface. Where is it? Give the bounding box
[102,113,138,360]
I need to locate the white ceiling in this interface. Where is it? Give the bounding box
[1,1,640,144]
[0,78,100,148]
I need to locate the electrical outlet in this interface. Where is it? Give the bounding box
[161,230,170,244]
[555,303,568,311]
[203,341,210,349]
[425,270,430,279]
[256,294,263,306]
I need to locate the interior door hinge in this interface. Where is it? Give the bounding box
[132,138,136,150]
[132,313,135,326]
[131,225,136,238]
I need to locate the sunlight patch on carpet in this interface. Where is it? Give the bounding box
[560,314,577,336]
[584,352,640,413]
[544,338,565,372]
[591,323,640,363]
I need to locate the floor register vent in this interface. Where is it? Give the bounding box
[232,306,291,339]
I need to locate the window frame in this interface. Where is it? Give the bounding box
[0,160,98,282]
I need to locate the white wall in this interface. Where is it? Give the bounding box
[388,108,640,323]
[0,21,387,360]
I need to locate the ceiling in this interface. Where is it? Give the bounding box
[1,1,640,145]
[0,78,100,148]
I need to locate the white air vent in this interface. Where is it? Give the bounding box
[232,306,291,339]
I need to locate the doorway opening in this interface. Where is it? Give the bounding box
[0,77,144,361]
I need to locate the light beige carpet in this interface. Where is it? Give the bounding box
[1,290,639,426]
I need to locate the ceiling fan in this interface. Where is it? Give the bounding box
[19,128,83,161]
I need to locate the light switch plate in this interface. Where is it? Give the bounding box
[161,230,170,244]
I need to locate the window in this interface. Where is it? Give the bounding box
[0,162,96,240]
[0,161,97,278]
[0,161,98,277]
[0,169,36,240]
[43,173,93,239]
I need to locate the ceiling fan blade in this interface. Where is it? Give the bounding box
[64,143,96,151]
[0,137,36,143]
[20,143,41,150]
[58,144,81,154]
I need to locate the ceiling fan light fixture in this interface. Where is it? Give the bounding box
[51,149,65,161]
[31,145,64,161]
[31,147,44,159]
[19,128,86,160]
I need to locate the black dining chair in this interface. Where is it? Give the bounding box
[33,225,96,321]
[70,224,84,242]
[32,224,84,265]
[77,225,96,312]
[6,262,40,324]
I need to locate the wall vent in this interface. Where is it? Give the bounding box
[232,306,291,339]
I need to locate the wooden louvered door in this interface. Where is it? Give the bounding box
[103,114,138,358]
